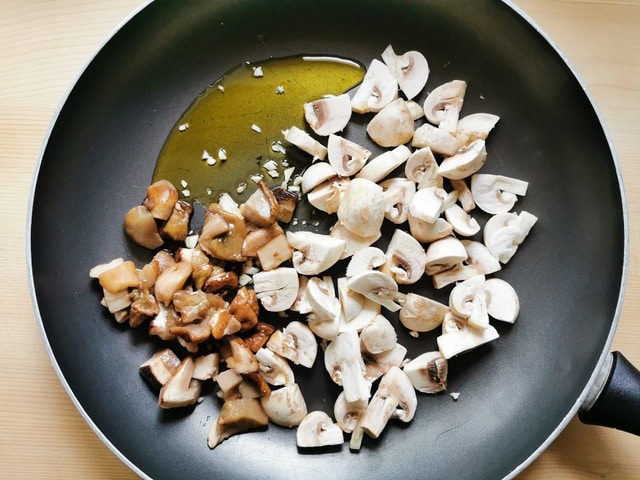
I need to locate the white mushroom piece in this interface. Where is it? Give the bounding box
[485,277,520,324]
[437,321,500,360]
[324,331,371,403]
[449,274,490,330]
[306,177,348,215]
[304,93,352,136]
[456,113,500,147]
[337,177,386,238]
[238,180,279,227]
[300,161,338,194]
[412,123,462,157]
[327,134,371,177]
[431,240,501,289]
[403,351,448,393]
[359,314,397,355]
[282,125,328,161]
[356,145,411,183]
[423,79,467,134]
[404,147,442,189]
[255,347,295,386]
[359,366,417,439]
[286,230,346,275]
[351,58,398,114]
[424,236,468,276]
[347,270,402,312]
[305,276,341,339]
[330,222,382,260]
[483,210,538,263]
[382,229,427,284]
[267,321,318,368]
[208,397,269,449]
[438,139,487,180]
[379,177,416,225]
[408,214,453,244]
[399,292,449,334]
[366,98,415,147]
[345,246,386,278]
[296,411,345,448]
[381,45,429,100]
[260,383,308,428]
[470,173,529,214]
[408,186,457,224]
[333,391,368,450]
[252,267,299,312]
[444,203,480,237]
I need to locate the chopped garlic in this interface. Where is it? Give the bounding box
[238,274,253,286]
[253,66,264,77]
[267,170,279,178]
[178,123,189,132]
[271,141,286,154]
[282,166,295,184]
[218,148,227,161]
[251,124,262,134]
[275,85,285,95]
[185,233,199,249]
[236,183,247,194]
[263,159,278,171]
[250,174,263,183]
[217,85,225,93]
[181,189,191,198]
[180,179,188,188]
[206,188,212,195]
[450,392,461,401]
[206,157,216,166]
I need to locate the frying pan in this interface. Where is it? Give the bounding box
[28,1,640,479]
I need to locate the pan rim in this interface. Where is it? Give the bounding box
[25,1,630,479]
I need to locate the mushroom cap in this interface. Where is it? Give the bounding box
[471,173,529,214]
[252,267,299,312]
[438,138,487,180]
[296,411,344,448]
[382,228,427,284]
[423,79,467,126]
[485,277,520,323]
[381,45,429,100]
[399,292,449,333]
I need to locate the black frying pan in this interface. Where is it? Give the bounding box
[28,1,640,479]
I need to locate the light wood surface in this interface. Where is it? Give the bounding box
[1,1,639,478]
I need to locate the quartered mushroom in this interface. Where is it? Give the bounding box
[412,123,462,156]
[359,366,417,439]
[255,347,295,386]
[252,267,299,312]
[350,58,398,114]
[408,215,453,243]
[300,161,338,194]
[123,205,164,249]
[356,145,411,183]
[307,177,348,214]
[408,186,457,224]
[359,314,397,355]
[337,276,365,323]
[260,383,308,428]
[437,322,500,359]
[207,397,269,449]
[456,112,500,147]
[404,146,442,189]
[346,270,402,312]
[483,210,538,263]
[143,179,179,221]
[324,330,371,403]
[238,180,280,227]
[305,276,341,321]
[379,177,416,224]
[403,351,448,393]
[382,228,427,284]
[449,274,489,330]
[345,247,386,279]
[398,292,449,333]
[381,44,429,100]
[366,98,415,147]
[266,321,318,368]
[449,178,475,212]
[424,235,468,276]
[438,138,487,180]
[327,134,371,177]
[471,173,529,214]
[158,357,202,408]
[485,277,520,324]
[444,203,480,237]
[282,125,328,161]
[431,240,501,289]
[337,177,386,238]
[363,343,407,383]
[304,93,352,136]
[333,390,367,449]
[423,79,467,134]
[286,230,346,275]
[296,411,345,448]
[329,222,382,259]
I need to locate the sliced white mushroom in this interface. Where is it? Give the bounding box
[366,98,415,147]
[296,411,345,448]
[260,383,308,428]
[290,275,313,314]
[424,236,468,275]
[330,221,382,259]
[286,230,346,275]
[255,348,295,386]
[345,246,386,278]
[307,310,341,341]
[306,177,347,214]
[405,100,425,120]
[337,178,386,238]
[282,125,328,161]
[336,276,365,322]
[346,270,401,312]
[431,240,501,289]
[485,277,520,323]
[444,203,480,237]
[300,161,338,194]
[403,351,448,393]
[483,210,537,263]
[470,173,529,215]
[437,323,500,359]
[379,177,416,224]
[351,58,398,114]
[404,147,441,189]
[449,178,475,212]
[438,139,487,180]
[382,229,427,284]
[356,144,411,183]
[338,296,381,334]
[304,93,352,136]
[333,390,367,435]
[456,112,500,147]
[398,292,449,333]
[408,214,453,243]
[360,314,397,355]
[252,267,299,312]
[359,366,417,439]
[266,321,318,368]
[423,79,467,133]
[363,343,407,383]
[408,186,457,224]
[412,123,462,156]
[305,276,341,321]
[381,45,429,100]
[441,311,468,335]
[449,274,489,330]
[327,134,371,177]
[324,331,371,403]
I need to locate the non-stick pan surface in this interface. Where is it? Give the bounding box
[28,1,627,479]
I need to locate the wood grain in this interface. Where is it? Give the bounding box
[1,1,638,478]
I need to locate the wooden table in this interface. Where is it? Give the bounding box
[1,1,639,478]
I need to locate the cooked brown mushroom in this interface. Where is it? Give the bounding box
[139,348,182,389]
[198,204,247,262]
[202,266,239,297]
[160,200,193,242]
[143,179,179,221]
[123,205,164,250]
[129,288,160,328]
[158,357,202,409]
[272,187,299,223]
[239,181,280,227]
[154,261,193,306]
[228,287,260,332]
[207,397,269,449]
[242,321,276,353]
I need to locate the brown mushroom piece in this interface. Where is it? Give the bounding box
[160,200,193,242]
[239,180,280,227]
[143,179,179,221]
[123,205,164,250]
[128,288,160,328]
[154,260,193,306]
[272,187,299,223]
[207,397,269,449]
[139,348,182,390]
[198,204,247,262]
[228,286,260,332]
[158,357,202,409]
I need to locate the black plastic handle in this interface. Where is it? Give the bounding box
[579,351,640,435]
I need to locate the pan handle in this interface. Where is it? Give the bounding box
[578,352,640,435]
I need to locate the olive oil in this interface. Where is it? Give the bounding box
[152,55,364,207]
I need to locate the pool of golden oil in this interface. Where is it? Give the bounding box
[152,55,364,212]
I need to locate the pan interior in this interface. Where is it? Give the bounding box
[29,1,625,479]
